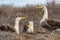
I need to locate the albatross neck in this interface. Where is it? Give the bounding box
[41,7,48,21]
[14,20,20,34]
[14,20,20,28]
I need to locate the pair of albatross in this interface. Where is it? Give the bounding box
[36,6,60,35]
[0,17,34,35]
[14,17,34,34]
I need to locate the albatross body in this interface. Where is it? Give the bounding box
[27,21,34,33]
[37,6,60,35]
[0,17,26,35]
[23,21,34,33]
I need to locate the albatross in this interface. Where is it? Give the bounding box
[23,21,34,33]
[0,17,26,35]
[36,6,60,35]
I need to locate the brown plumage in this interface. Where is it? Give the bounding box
[42,18,60,32]
[23,25,28,32]
[0,24,15,32]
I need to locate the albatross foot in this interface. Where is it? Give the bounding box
[45,30,53,35]
[47,32,53,35]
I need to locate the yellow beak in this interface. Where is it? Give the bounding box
[36,6,43,15]
[27,23,32,28]
[36,6,43,9]
[20,17,26,20]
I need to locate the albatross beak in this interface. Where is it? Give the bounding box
[20,17,26,20]
[36,6,43,8]
[27,23,32,28]
[36,6,44,15]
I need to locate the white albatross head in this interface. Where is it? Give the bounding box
[15,17,26,21]
[36,6,47,15]
[27,21,34,33]
[27,21,33,27]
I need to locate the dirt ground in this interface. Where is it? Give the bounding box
[0,27,60,40]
